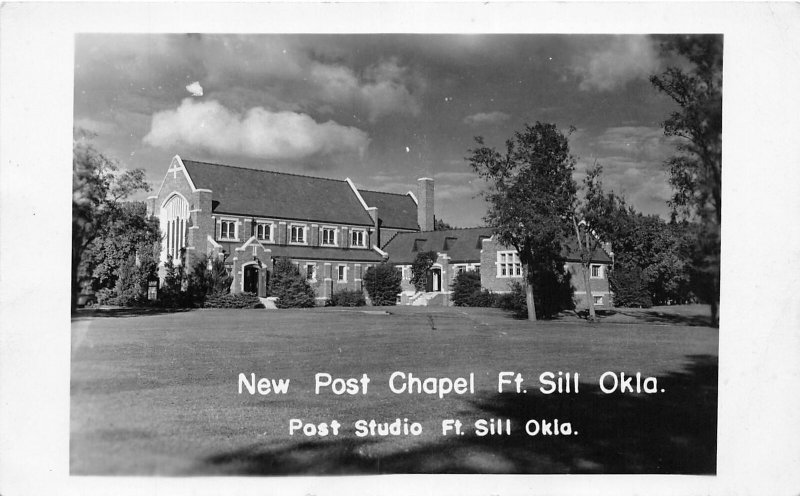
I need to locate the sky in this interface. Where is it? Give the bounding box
[73,34,691,227]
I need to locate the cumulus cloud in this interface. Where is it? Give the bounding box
[143,98,370,162]
[463,111,511,126]
[310,57,424,122]
[570,36,660,92]
[185,81,203,97]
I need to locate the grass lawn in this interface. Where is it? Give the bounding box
[71,305,718,475]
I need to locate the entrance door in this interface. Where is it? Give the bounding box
[427,268,441,292]
[243,265,259,294]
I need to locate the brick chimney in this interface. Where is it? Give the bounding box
[417,177,434,232]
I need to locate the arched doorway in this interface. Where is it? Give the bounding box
[243,265,259,294]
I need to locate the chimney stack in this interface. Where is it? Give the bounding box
[417,177,434,232]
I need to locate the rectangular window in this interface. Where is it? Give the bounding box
[351,229,366,247]
[321,227,336,246]
[306,264,316,280]
[290,225,306,244]
[497,251,522,278]
[337,265,347,282]
[591,264,602,278]
[256,223,272,242]
[220,220,236,240]
[593,295,604,306]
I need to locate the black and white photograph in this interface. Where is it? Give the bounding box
[2,2,800,495]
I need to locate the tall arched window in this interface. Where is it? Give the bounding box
[161,194,190,263]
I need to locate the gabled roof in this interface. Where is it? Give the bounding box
[383,227,613,265]
[181,159,376,226]
[358,189,419,231]
[383,227,495,264]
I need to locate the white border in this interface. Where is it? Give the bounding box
[1,3,800,496]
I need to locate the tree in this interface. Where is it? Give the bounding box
[80,201,160,293]
[650,34,722,325]
[269,257,316,308]
[572,163,610,321]
[469,122,577,321]
[363,262,402,306]
[451,270,483,307]
[72,136,151,310]
[434,218,455,231]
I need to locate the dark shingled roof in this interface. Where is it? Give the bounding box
[358,189,419,231]
[182,159,375,226]
[383,227,612,264]
[383,227,495,264]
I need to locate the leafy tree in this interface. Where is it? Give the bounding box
[363,262,402,306]
[572,163,611,321]
[269,257,316,308]
[72,136,150,310]
[650,34,722,325]
[469,122,577,320]
[410,251,438,292]
[609,265,653,308]
[434,218,455,231]
[80,201,160,293]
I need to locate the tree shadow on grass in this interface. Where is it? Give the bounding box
[71,307,193,321]
[199,354,717,475]
[613,309,713,327]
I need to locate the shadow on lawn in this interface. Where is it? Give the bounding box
[200,354,717,475]
[630,309,713,327]
[71,307,192,320]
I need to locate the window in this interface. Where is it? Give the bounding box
[321,227,336,246]
[351,229,366,247]
[591,264,603,278]
[256,223,272,242]
[162,194,189,262]
[593,295,604,306]
[290,225,306,244]
[306,263,316,281]
[497,251,522,277]
[337,265,347,282]
[220,220,237,240]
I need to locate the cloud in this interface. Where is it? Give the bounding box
[463,111,511,127]
[570,36,660,92]
[185,81,203,97]
[310,57,424,122]
[143,98,370,162]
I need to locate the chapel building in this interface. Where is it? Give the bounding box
[147,155,613,307]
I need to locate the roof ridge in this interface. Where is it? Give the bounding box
[359,188,414,197]
[182,158,348,184]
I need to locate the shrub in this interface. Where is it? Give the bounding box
[363,262,402,306]
[470,289,498,307]
[495,267,574,319]
[203,292,264,309]
[496,281,528,317]
[186,255,233,307]
[269,257,316,308]
[328,290,366,307]
[451,271,482,306]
